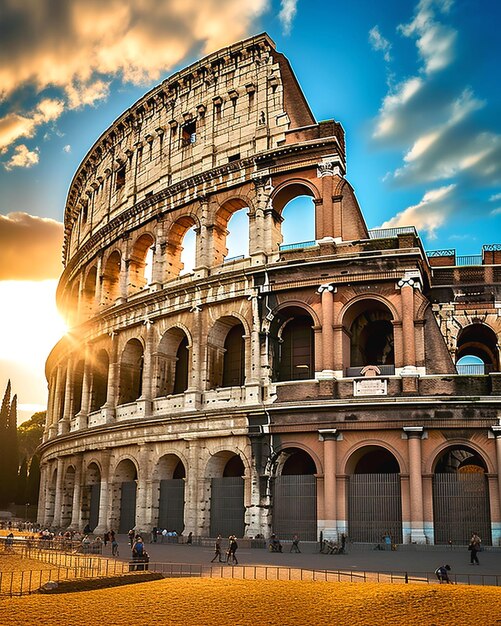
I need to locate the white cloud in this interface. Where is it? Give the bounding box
[369,26,392,62]
[278,0,298,35]
[0,0,269,151]
[373,77,423,140]
[398,0,456,74]
[381,184,455,238]
[4,144,39,170]
[489,193,501,202]
[490,207,501,216]
[63,144,71,153]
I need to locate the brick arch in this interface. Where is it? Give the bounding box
[271,179,321,215]
[341,439,407,475]
[424,439,495,475]
[267,442,323,477]
[165,214,200,280]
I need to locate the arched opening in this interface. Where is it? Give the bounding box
[118,339,144,404]
[82,266,97,317]
[166,216,197,280]
[222,324,245,387]
[270,307,315,382]
[82,462,101,532]
[273,183,316,251]
[156,455,186,534]
[213,199,249,266]
[101,250,121,307]
[225,207,249,260]
[155,328,190,397]
[111,459,138,534]
[456,324,498,374]
[347,446,402,543]
[273,448,317,541]
[72,359,85,416]
[281,196,316,247]
[208,452,245,538]
[432,446,491,545]
[61,466,75,528]
[207,317,246,389]
[128,233,155,295]
[90,350,109,412]
[344,300,395,375]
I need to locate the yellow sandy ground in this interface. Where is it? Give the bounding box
[3,577,501,626]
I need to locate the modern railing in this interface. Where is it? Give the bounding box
[279,240,317,251]
[368,226,417,239]
[456,364,494,375]
[457,255,482,266]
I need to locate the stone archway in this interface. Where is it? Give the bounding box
[432,446,492,545]
[155,455,186,534]
[208,452,245,538]
[272,448,318,541]
[347,446,402,543]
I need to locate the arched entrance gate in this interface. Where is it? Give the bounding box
[432,446,492,545]
[347,447,403,543]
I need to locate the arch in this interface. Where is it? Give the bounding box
[81,265,98,317]
[72,359,85,416]
[456,323,499,374]
[432,444,492,545]
[207,451,246,537]
[269,305,316,382]
[61,466,75,528]
[155,327,191,397]
[101,249,121,307]
[118,339,144,404]
[271,447,318,541]
[342,298,395,373]
[111,458,138,534]
[155,454,186,534]
[271,179,320,215]
[128,232,155,295]
[82,460,101,532]
[207,316,247,389]
[345,445,403,543]
[212,197,250,266]
[90,349,109,412]
[166,215,198,280]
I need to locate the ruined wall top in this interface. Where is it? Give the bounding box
[63,33,335,263]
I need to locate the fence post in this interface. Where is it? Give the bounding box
[405,572,408,584]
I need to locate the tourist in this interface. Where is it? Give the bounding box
[290,534,301,553]
[151,526,157,543]
[227,535,238,565]
[128,529,135,547]
[186,531,193,545]
[211,535,223,563]
[435,564,452,584]
[469,532,481,565]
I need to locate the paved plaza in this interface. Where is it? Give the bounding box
[111,536,501,580]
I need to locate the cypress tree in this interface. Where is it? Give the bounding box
[0,381,12,506]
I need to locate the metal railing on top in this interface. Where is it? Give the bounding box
[279,240,316,251]
[456,364,494,375]
[368,226,417,239]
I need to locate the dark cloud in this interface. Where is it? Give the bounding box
[0,212,63,280]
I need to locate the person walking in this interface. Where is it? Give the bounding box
[469,532,481,565]
[211,535,223,562]
[290,534,301,553]
[227,535,238,565]
[435,564,453,584]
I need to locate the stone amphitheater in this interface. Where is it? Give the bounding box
[39,33,501,546]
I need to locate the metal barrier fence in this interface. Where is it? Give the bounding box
[3,548,501,597]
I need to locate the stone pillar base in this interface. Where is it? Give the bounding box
[184,390,202,410]
[245,382,261,405]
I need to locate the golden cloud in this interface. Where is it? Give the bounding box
[0,212,63,280]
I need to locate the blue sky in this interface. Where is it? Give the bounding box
[0,0,500,419]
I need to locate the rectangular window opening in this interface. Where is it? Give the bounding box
[116,166,126,190]
[181,121,197,147]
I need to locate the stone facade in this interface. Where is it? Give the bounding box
[39,34,501,546]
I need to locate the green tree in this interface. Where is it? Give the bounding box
[0,381,19,506]
[17,411,45,461]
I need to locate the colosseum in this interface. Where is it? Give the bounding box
[38,33,501,547]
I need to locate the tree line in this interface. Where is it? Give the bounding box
[0,381,43,509]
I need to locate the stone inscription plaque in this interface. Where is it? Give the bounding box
[354,378,387,396]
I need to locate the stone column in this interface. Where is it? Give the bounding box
[403,427,426,543]
[250,176,268,264]
[50,365,65,438]
[194,196,210,276]
[317,284,336,378]
[246,293,262,404]
[94,254,103,307]
[103,332,119,422]
[69,456,83,530]
[94,452,111,535]
[135,445,151,532]
[52,458,65,528]
[59,358,74,435]
[319,429,339,540]
[185,306,203,409]
[139,320,154,417]
[397,277,418,368]
[317,159,345,240]
[76,346,92,429]
[492,427,501,546]
[37,463,49,525]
